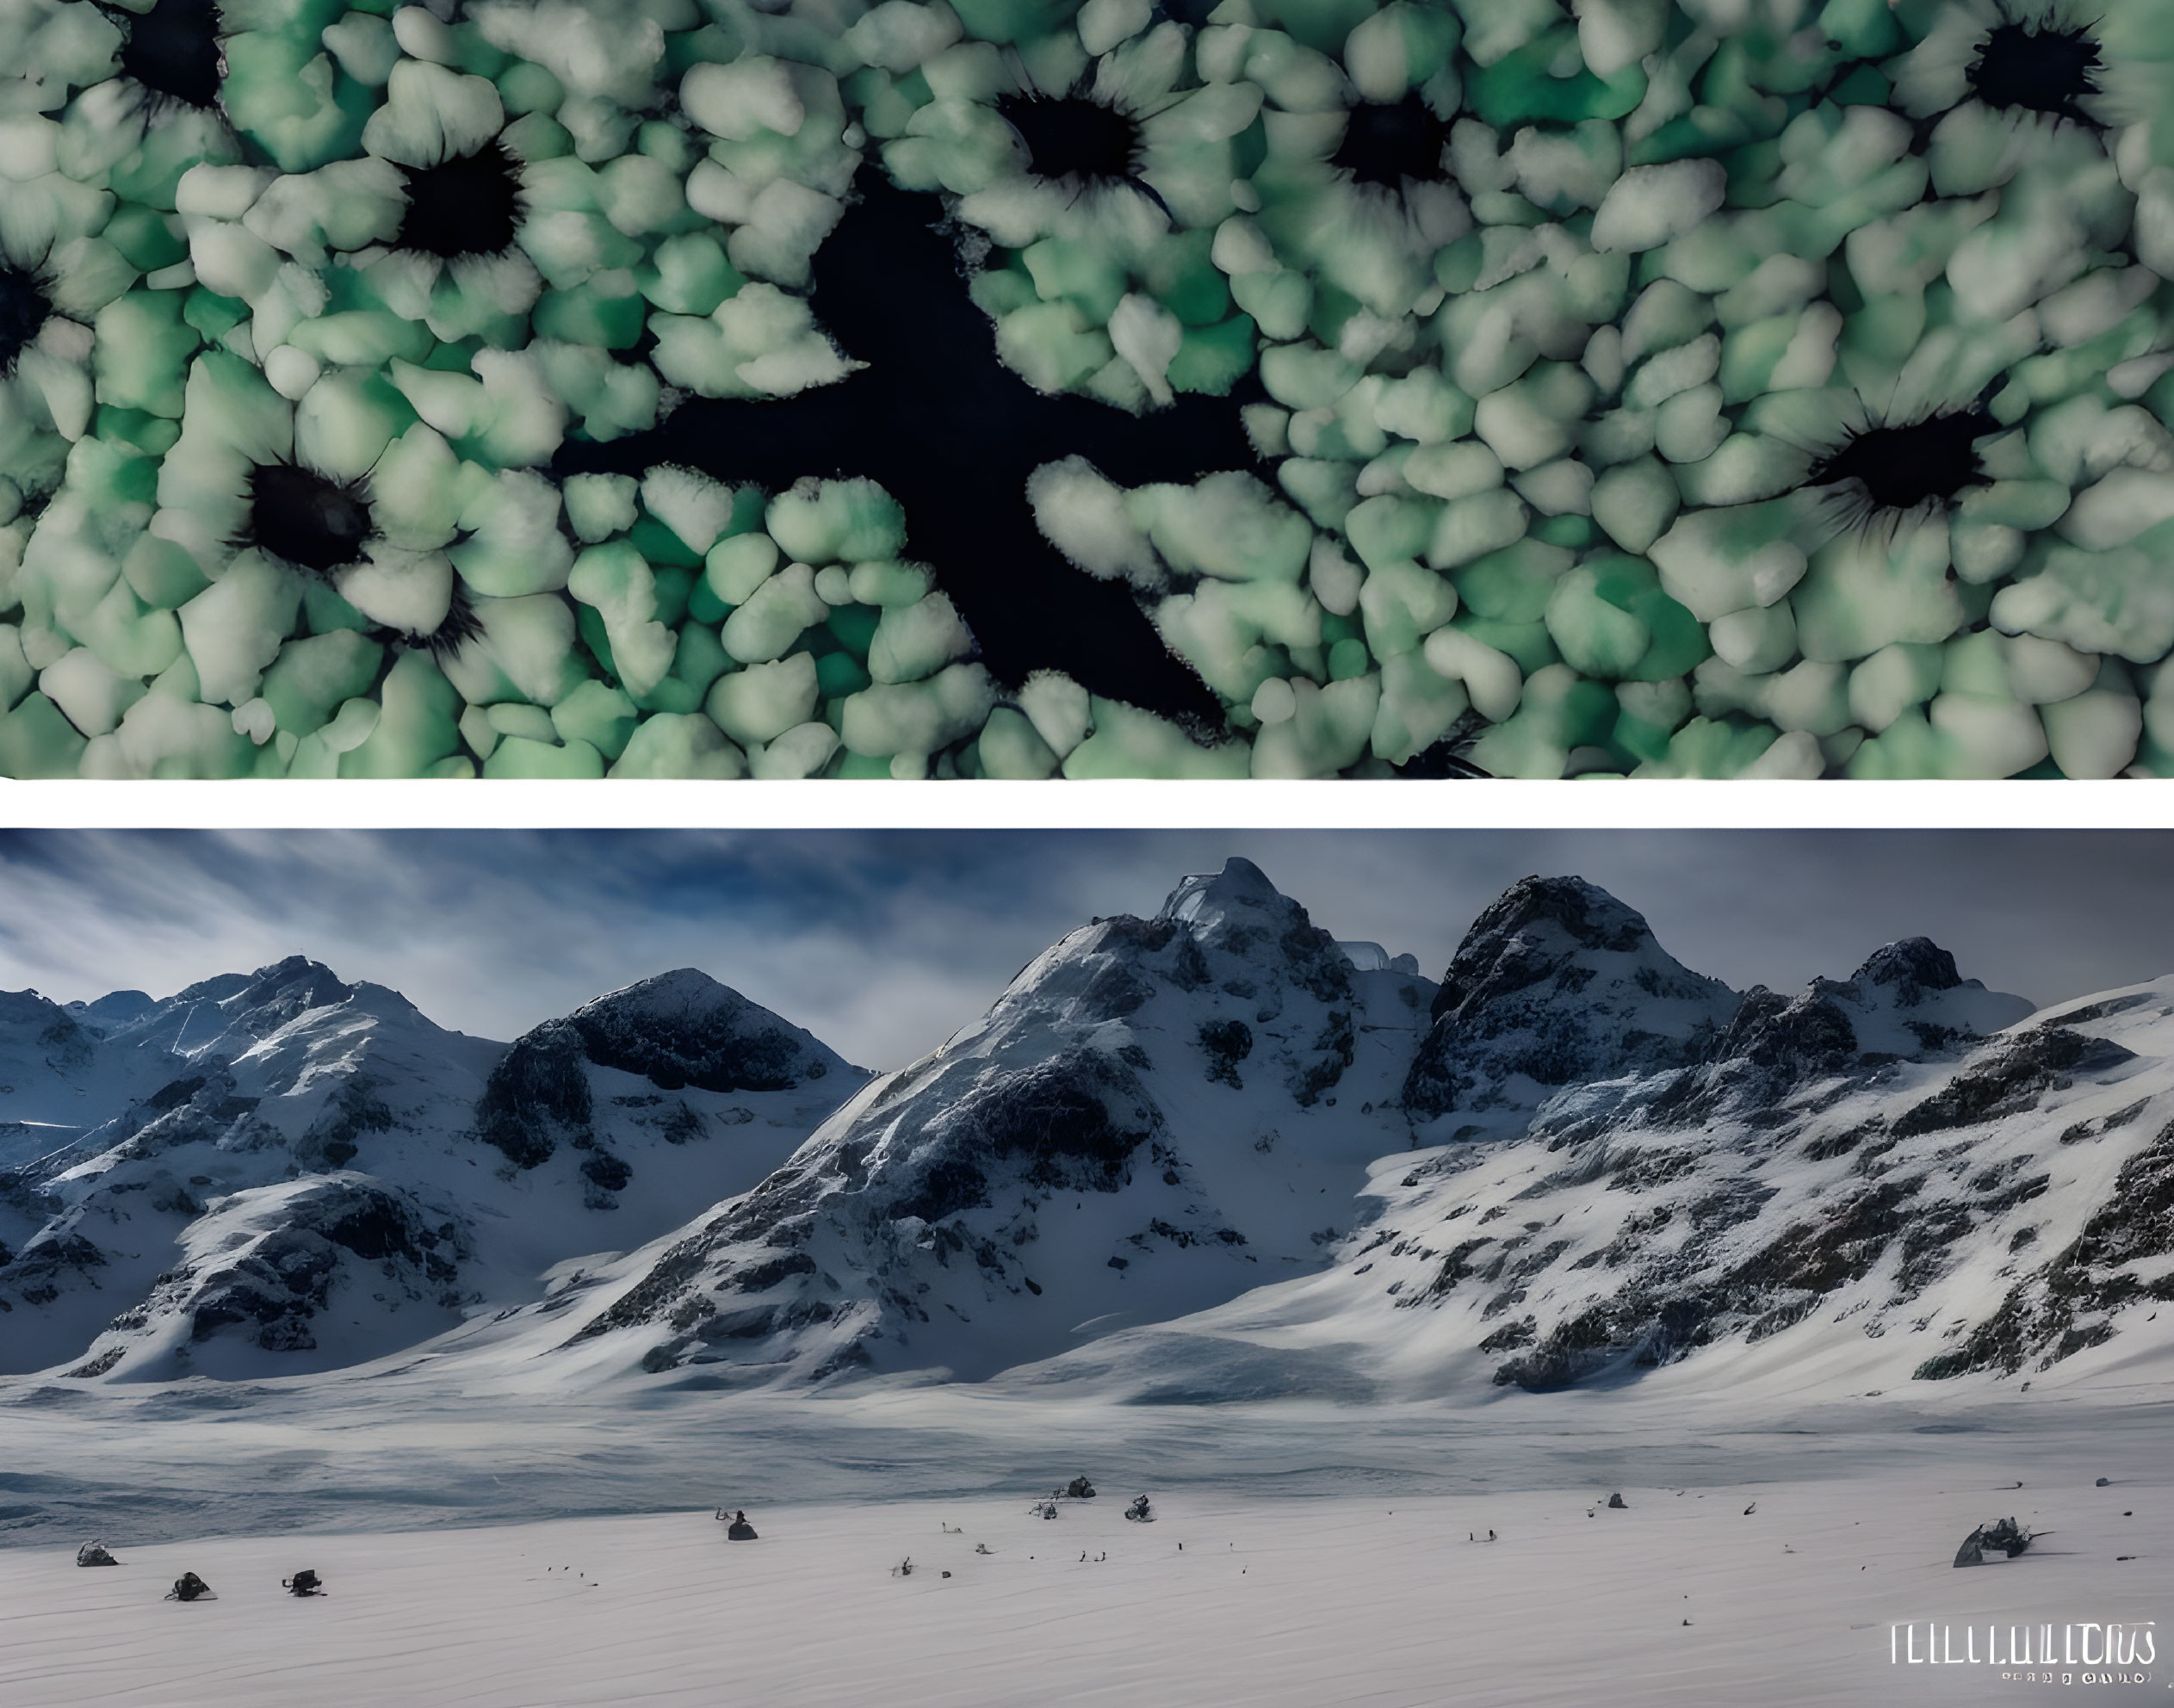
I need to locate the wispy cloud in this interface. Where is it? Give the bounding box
[0,831,2166,1068]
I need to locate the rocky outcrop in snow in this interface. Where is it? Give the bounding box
[1399,876,1738,1137]
[1159,964,2142,1403]
[558,859,1434,1383]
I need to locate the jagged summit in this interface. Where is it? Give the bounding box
[1684,940,2033,1107]
[1426,876,1707,1024]
[1856,937,1964,996]
[1402,876,1739,1134]
[1159,857,1285,925]
[68,957,420,1066]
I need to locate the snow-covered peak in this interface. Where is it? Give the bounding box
[1834,939,2035,1056]
[1401,876,1739,1139]
[77,956,402,1066]
[0,987,83,1033]
[1,958,862,1382]
[1158,857,1284,928]
[530,864,1433,1385]
[555,968,851,1095]
[63,989,157,1032]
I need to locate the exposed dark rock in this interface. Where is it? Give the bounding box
[1856,938,1964,1001]
[474,1020,592,1168]
[1892,1027,2135,1140]
[146,1076,208,1113]
[942,1050,1160,1197]
[295,1077,394,1171]
[566,972,838,1094]
[1289,1008,1354,1106]
[183,1181,466,1353]
[1916,1117,2174,1379]
[1198,1018,1252,1087]
[579,1151,634,1194]
[1404,876,1733,1120]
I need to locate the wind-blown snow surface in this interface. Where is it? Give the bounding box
[0,1395,2169,1705]
[0,962,861,1380]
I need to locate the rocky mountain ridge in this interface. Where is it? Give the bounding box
[5,862,2140,1404]
[0,963,858,1378]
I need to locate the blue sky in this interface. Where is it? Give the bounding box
[0,831,2166,1068]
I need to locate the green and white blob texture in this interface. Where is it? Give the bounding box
[3,0,2174,776]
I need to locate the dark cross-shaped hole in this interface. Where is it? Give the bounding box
[1332,93,1452,189]
[1805,407,1997,516]
[396,142,523,260]
[244,463,373,574]
[106,0,223,108]
[997,94,1143,187]
[0,264,53,374]
[553,168,1258,733]
[1967,21,2103,126]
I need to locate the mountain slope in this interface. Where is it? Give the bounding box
[0,963,861,1379]
[528,859,1436,1383]
[1003,952,2174,1407]
[0,987,184,1169]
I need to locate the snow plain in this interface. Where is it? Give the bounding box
[2,1467,2165,1706]
[1,1379,2168,1705]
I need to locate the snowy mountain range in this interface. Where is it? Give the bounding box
[0,962,858,1378]
[4,862,2168,1406]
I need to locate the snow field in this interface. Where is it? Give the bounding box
[1,1471,2165,1705]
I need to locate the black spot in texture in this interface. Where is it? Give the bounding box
[1967,22,2103,126]
[424,580,486,658]
[397,143,523,260]
[999,94,1144,187]
[111,0,223,108]
[0,266,51,374]
[1805,408,1997,515]
[245,463,374,574]
[1333,93,1453,189]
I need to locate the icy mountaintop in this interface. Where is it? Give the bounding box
[1011,963,2174,1408]
[0,963,862,1380]
[0,960,417,1166]
[523,859,1435,1384]
[1401,876,1742,1140]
